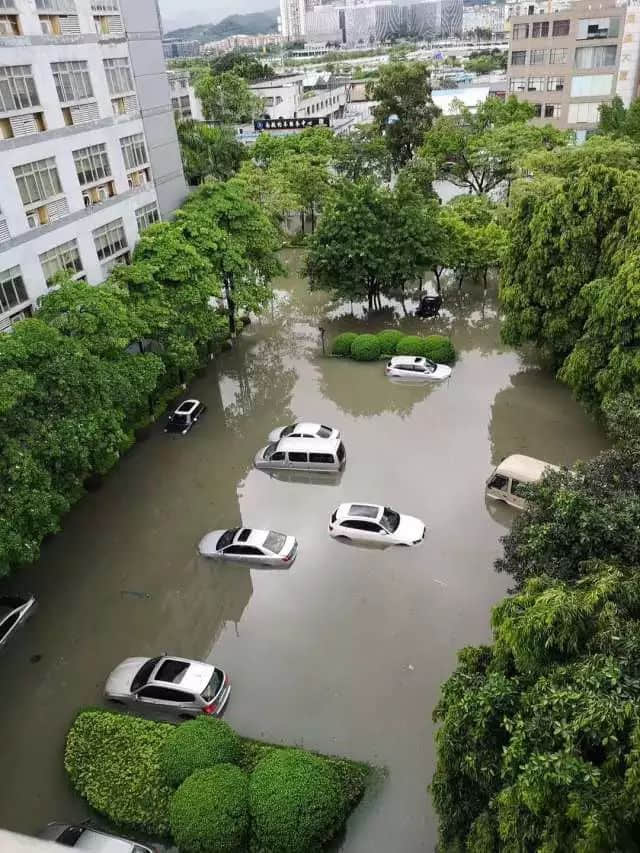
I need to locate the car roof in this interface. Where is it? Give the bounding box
[292,422,327,432]
[494,454,560,483]
[75,829,135,853]
[234,528,270,546]
[175,399,200,414]
[336,502,382,520]
[276,436,340,452]
[152,656,213,693]
[390,356,425,366]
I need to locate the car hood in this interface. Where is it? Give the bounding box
[198,530,226,556]
[105,657,149,694]
[433,364,452,380]
[395,514,425,542]
[268,426,286,442]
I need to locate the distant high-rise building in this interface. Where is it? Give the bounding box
[162,39,201,58]
[279,0,307,39]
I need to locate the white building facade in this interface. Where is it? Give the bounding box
[0,0,188,330]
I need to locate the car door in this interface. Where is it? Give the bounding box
[269,450,286,470]
[508,478,527,510]
[341,520,385,542]
[287,451,309,470]
[136,685,196,717]
[223,545,264,563]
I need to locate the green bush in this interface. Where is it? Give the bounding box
[396,335,427,357]
[65,710,173,836]
[250,749,347,852]
[350,334,381,362]
[332,332,358,357]
[423,335,456,365]
[376,329,405,355]
[159,717,240,788]
[170,765,249,853]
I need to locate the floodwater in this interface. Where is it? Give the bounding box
[0,251,606,851]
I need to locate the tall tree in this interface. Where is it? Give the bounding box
[194,70,260,124]
[367,61,441,166]
[177,121,247,185]
[598,94,640,142]
[272,153,332,233]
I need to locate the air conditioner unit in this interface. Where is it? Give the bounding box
[26,213,39,229]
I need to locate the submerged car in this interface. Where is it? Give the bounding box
[199,527,298,566]
[268,422,340,443]
[486,454,560,510]
[385,356,452,382]
[255,436,346,473]
[0,594,36,651]
[105,655,230,717]
[39,823,155,853]
[165,399,206,435]
[329,503,425,546]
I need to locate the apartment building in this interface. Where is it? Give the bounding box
[0,0,188,331]
[506,0,640,140]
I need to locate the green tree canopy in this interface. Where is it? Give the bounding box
[598,94,640,142]
[194,70,260,124]
[177,121,247,185]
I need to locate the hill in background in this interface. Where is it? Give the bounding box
[165,9,279,43]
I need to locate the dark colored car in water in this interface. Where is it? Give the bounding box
[165,399,206,435]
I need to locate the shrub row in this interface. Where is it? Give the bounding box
[332,331,456,364]
[65,710,371,852]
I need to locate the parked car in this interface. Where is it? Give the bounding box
[255,436,346,473]
[199,527,298,566]
[0,594,36,651]
[165,399,206,435]
[105,655,230,718]
[486,454,560,510]
[268,421,340,443]
[39,823,155,853]
[329,503,425,546]
[385,356,451,382]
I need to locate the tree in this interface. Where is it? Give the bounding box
[193,70,260,124]
[367,61,441,166]
[209,51,273,81]
[232,161,298,226]
[271,153,332,233]
[177,121,247,185]
[598,95,640,142]
[332,126,393,182]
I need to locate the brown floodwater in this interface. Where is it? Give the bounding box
[0,251,607,851]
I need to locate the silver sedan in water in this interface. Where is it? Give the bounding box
[198,527,298,566]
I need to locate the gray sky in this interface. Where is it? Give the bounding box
[159,0,276,32]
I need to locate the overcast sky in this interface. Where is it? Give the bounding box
[159,0,276,31]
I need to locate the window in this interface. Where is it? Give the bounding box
[92,0,119,9]
[0,266,28,314]
[511,50,526,66]
[549,48,568,64]
[120,133,148,170]
[131,656,160,692]
[574,45,617,69]
[14,157,61,206]
[509,77,527,92]
[136,202,159,232]
[309,452,335,464]
[51,60,93,103]
[570,74,613,97]
[532,20,549,37]
[39,239,83,285]
[530,49,546,65]
[0,612,19,640]
[488,474,508,491]
[547,76,564,91]
[224,545,263,556]
[138,686,191,701]
[0,15,20,35]
[342,520,381,532]
[567,101,602,124]
[73,142,111,185]
[552,19,570,36]
[512,23,529,39]
[532,103,542,117]
[288,452,308,462]
[544,103,561,118]
[337,442,345,462]
[103,57,133,95]
[0,66,39,113]
[93,218,127,261]
[36,0,76,9]
[527,76,545,91]
[264,532,287,552]
[576,17,618,39]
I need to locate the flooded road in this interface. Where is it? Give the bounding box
[0,251,606,851]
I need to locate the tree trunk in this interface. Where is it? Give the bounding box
[483,269,488,296]
[310,203,316,234]
[418,276,423,293]
[300,210,305,234]
[224,274,236,336]
[458,272,464,291]
[433,267,442,294]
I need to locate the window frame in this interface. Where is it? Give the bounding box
[510,50,527,66]
[39,239,83,285]
[13,157,62,207]
[92,218,127,261]
[135,202,160,232]
[0,265,28,314]
[120,132,148,171]
[0,65,39,113]
[103,56,133,96]
[73,142,111,186]
[51,60,93,104]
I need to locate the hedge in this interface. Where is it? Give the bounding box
[159,716,240,788]
[249,749,346,852]
[170,765,249,853]
[376,329,405,355]
[423,335,456,365]
[395,335,427,357]
[66,710,372,851]
[64,709,174,836]
[332,332,358,357]
[350,334,381,362]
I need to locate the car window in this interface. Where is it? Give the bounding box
[264,532,286,553]
[337,443,346,462]
[172,413,188,426]
[138,685,192,702]
[288,452,307,463]
[318,425,332,438]
[488,474,509,491]
[131,656,161,692]
[201,669,223,701]
[271,452,286,461]
[309,452,335,464]
[343,520,380,532]
[263,442,279,460]
[56,826,85,846]
[225,545,263,556]
[237,528,251,542]
[281,425,295,437]
[0,612,19,641]
[156,659,189,683]
[217,528,238,550]
[511,478,526,497]
[425,358,437,372]
[381,507,400,533]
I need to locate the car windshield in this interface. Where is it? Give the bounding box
[201,669,223,701]
[380,507,401,533]
[263,442,279,460]
[172,413,188,425]
[217,528,239,549]
[131,656,161,692]
[281,425,295,437]
[424,358,437,373]
[318,425,332,438]
[264,531,287,553]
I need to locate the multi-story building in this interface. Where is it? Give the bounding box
[463,2,506,36]
[506,0,640,140]
[162,38,200,59]
[0,0,188,330]
[279,0,307,40]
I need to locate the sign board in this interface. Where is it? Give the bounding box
[254,116,331,131]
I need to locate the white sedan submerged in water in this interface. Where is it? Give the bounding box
[199,527,298,566]
[385,356,452,381]
[268,422,340,443]
[329,503,426,546]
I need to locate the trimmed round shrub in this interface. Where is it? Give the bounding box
[396,335,427,357]
[332,332,358,357]
[250,749,346,852]
[350,334,381,362]
[376,329,405,355]
[170,764,249,853]
[159,717,240,788]
[423,334,456,365]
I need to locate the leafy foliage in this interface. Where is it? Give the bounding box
[332,332,358,357]
[194,70,260,124]
[598,95,640,142]
[177,120,247,185]
[159,717,240,787]
[423,335,456,364]
[376,329,405,355]
[396,335,427,357]
[350,334,381,362]
[170,765,249,853]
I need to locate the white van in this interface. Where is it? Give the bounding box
[485,454,560,510]
[254,436,346,473]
